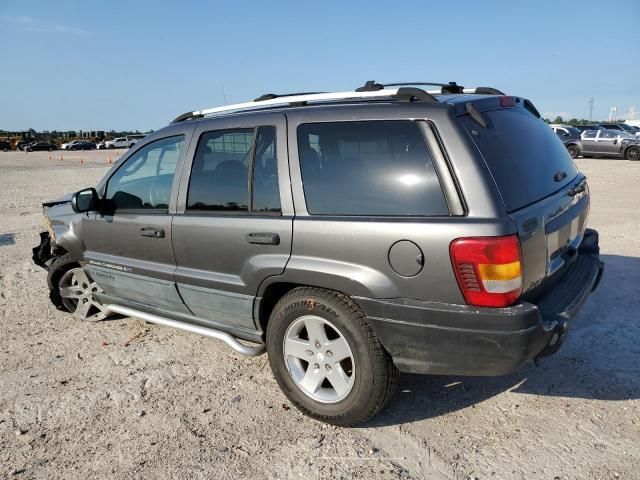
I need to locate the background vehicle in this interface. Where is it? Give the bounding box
[574,124,604,134]
[25,141,57,152]
[580,129,640,159]
[551,124,582,138]
[16,140,35,151]
[67,140,96,151]
[105,135,144,149]
[0,140,12,152]
[61,140,85,150]
[32,83,603,425]
[600,123,640,138]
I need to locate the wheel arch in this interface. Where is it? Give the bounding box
[256,264,397,335]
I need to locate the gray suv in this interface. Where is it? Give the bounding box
[32,82,604,425]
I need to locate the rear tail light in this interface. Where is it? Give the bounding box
[450,235,523,307]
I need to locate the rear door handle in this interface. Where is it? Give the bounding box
[140,227,165,238]
[245,232,280,245]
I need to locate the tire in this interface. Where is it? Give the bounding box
[626,146,640,161]
[266,287,398,426]
[46,253,80,311]
[567,144,579,159]
[129,143,135,148]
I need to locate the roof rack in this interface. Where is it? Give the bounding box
[171,83,437,123]
[357,81,504,96]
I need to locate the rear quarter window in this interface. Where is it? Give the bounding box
[461,107,578,212]
[297,120,449,216]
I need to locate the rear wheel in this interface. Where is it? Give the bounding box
[266,287,398,426]
[567,144,579,159]
[626,146,640,161]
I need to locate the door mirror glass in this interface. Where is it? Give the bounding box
[72,187,99,213]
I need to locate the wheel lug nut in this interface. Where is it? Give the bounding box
[314,340,321,349]
[314,363,320,370]
[325,364,332,371]
[326,350,333,357]
[306,350,314,357]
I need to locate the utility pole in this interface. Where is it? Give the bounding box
[587,97,594,121]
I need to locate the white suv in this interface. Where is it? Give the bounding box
[105,135,146,149]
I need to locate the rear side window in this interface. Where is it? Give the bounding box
[297,121,449,216]
[461,107,578,212]
[187,126,280,213]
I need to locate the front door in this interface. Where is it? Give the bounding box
[83,133,191,313]
[171,113,293,336]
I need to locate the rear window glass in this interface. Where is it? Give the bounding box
[297,121,448,216]
[461,107,578,212]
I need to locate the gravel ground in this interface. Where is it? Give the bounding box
[0,150,638,479]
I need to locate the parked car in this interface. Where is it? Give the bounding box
[550,124,582,139]
[16,140,36,151]
[25,141,57,152]
[32,82,604,425]
[574,124,604,134]
[580,129,640,159]
[599,123,640,138]
[0,140,12,152]
[105,135,143,149]
[61,140,84,150]
[67,141,96,151]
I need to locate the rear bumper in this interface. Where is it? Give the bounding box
[357,229,604,376]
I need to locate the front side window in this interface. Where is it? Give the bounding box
[583,131,597,139]
[297,121,449,216]
[187,126,280,213]
[106,135,184,211]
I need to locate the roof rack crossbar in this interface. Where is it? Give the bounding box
[253,91,324,102]
[172,86,437,123]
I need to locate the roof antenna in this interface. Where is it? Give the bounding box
[221,82,227,103]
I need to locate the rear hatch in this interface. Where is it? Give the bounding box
[457,97,589,302]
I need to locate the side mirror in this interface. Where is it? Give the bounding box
[71,187,99,213]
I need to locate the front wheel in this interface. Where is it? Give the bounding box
[266,287,398,426]
[626,146,640,161]
[567,144,580,159]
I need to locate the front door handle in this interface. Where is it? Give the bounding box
[245,232,280,245]
[140,227,165,238]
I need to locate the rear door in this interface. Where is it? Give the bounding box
[83,132,192,313]
[459,102,589,301]
[171,113,293,334]
[597,130,623,155]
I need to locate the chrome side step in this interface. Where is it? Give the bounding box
[104,304,266,357]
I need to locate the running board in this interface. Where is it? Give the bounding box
[104,304,266,357]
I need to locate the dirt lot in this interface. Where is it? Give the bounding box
[0,150,638,479]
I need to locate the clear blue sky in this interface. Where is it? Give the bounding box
[1,0,638,131]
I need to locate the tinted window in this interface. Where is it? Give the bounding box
[187,127,281,213]
[297,121,448,216]
[188,129,252,211]
[583,131,597,139]
[252,126,280,213]
[461,107,578,212]
[106,135,184,211]
[600,130,617,139]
